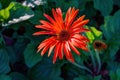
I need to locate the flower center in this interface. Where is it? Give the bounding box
[93,40,107,51]
[57,30,70,41]
[95,42,102,48]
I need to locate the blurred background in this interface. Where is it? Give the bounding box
[0,0,120,80]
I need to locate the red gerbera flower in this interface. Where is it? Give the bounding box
[33,7,89,63]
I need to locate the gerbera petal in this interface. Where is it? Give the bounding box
[33,31,54,35]
[65,7,71,25]
[68,51,75,63]
[52,8,63,31]
[71,38,88,51]
[63,42,70,60]
[72,34,89,42]
[48,44,55,57]
[37,42,48,53]
[71,15,85,27]
[71,27,90,34]
[65,8,79,28]
[53,42,60,64]
[48,40,58,57]
[43,13,56,25]
[35,25,57,33]
[71,19,89,29]
[56,8,64,29]
[35,25,51,30]
[68,41,81,55]
[37,37,55,52]
[56,8,63,21]
[52,8,58,20]
[63,42,74,62]
[41,41,54,56]
[75,38,87,46]
[40,20,59,32]
[58,43,63,60]
[40,20,53,28]
[44,13,63,30]
[79,45,88,51]
[67,8,79,28]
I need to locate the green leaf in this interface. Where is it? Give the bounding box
[28,58,63,80]
[65,0,79,8]
[24,42,42,68]
[100,10,120,58]
[0,9,9,21]
[74,75,91,80]
[29,10,42,24]
[9,72,28,80]
[13,37,29,62]
[74,75,89,80]
[73,53,84,64]
[0,74,11,80]
[72,49,89,65]
[110,71,117,80]
[6,2,15,10]
[9,2,34,19]
[0,9,9,19]
[81,1,96,18]
[116,69,120,79]
[100,16,112,39]
[110,68,120,80]
[0,3,2,9]
[113,0,120,7]
[0,0,11,8]
[0,48,10,74]
[49,0,86,11]
[0,2,15,21]
[112,10,120,32]
[91,27,102,37]
[85,26,102,43]
[74,75,101,80]
[5,47,17,64]
[93,0,113,16]
[93,76,101,80]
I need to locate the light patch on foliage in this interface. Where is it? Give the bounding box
[22,0,46,8]
[2,14,34,26]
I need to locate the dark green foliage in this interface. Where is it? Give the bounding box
[10,72,28,80]
[0,48,10,74]
[24,42,42,68]
[93,0,113,16]
[0,0,120,80]
[101,10,120,59]
[0,74,11,80]
[28,58,64,80]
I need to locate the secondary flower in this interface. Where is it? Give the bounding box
[33,8,89,63]
[93,40,107,51]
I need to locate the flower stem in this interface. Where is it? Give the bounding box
[69,61,92,74]
[95,49,101,74]
[89,49,96,71]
